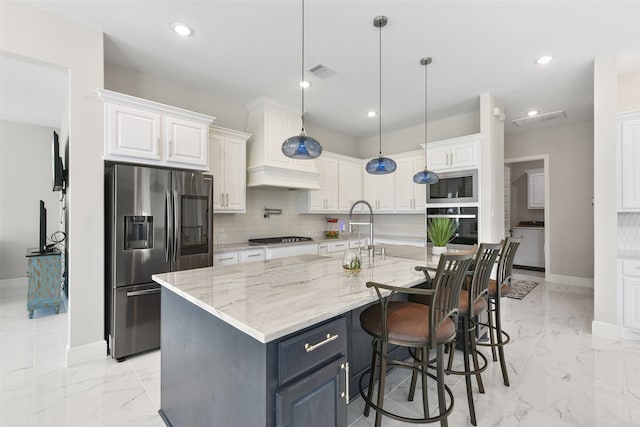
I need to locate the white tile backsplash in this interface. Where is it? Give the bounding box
[618,212,640,251]
[213,188,426,245]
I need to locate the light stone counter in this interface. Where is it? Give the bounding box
[152,253,436,343]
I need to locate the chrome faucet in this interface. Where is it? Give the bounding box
[349,200,374,262]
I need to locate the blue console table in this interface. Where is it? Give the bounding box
[26,248,63,319]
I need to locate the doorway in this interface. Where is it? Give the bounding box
[504,155,550,281]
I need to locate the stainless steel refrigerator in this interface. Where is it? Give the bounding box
[105,164,213,360]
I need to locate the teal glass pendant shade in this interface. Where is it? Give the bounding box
[281,131,322,159]
[413,168,439,184]
[366,156,397,174]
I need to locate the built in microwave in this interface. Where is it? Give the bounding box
[426,169,478,204]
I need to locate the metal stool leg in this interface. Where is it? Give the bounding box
[495,299,510,386]
[364,339,378,417]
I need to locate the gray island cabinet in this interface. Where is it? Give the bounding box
[153,253,432,426]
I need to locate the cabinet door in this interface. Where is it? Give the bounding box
[623,276,640,330]
[620,115,640,210]
[527,170,545,209]
[413,155,427,210]
[449,139,478,169]
[276,355,347,427]
[224,136,247,211]
[164,116,208,168]
[309,157,327,211]
[323,156,340,211]
[209,133,225,211]
[362,170,394,212]
[338,159,362,212]
[394,156,415,212]
[426,144,450,171]
[106,103,162,161]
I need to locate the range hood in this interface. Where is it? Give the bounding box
[246,97,321,190]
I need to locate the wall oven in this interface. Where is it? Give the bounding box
[427,169,478,204]
[427,206,478,245]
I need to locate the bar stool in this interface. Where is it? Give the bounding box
[442,243,502,426]
[359,253,473,427]
[477,238,520,386]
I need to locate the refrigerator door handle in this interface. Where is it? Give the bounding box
[165,190,172,263]
[126,288,161,297]
[173,190,179,262]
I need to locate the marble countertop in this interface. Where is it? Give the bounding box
[153,253,438,344]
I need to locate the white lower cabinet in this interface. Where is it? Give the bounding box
[239,248,266,263]
[214,248,266,266]
[213,252,239,266]
[621,258,640,331]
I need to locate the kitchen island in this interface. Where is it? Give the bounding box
[152,251,436,427]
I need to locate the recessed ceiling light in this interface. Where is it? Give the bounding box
[299,81,310,88]
[527,110,539,117]
[172,23,192,37]
[536,55,553,65]
[367,111,377,118]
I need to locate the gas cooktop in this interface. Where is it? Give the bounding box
[248,236,314,245]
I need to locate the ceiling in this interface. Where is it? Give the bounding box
[13,1,640,138]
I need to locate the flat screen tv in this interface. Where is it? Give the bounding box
[52,130,65,191]
[39,200,47,253]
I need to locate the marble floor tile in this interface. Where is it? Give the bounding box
[3,272,640,427]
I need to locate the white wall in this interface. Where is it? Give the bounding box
[479,93,505,244]
[618,72,640,112]
[506,121,594,280]
[1,2,105,365]
[592,56,618,335]
[0,120,62,279]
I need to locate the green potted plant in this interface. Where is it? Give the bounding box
[428,217,457,255]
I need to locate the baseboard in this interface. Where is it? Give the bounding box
[591,320,620,340]
[66,340,108,367]
[547,273,594,288]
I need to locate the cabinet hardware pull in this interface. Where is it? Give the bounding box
[218,257,234,261]
[247,253,261,257]
[126,288,161,297]
[304,333,338,352]
[341,362,350,404]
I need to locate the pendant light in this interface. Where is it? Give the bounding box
[281,0,322,159]
[413,57,439,184]
[365,16,396,175]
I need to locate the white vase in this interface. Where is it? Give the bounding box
[431,245,446,256]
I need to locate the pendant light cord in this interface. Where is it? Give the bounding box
[378,20,382,157]
[301,0,305,131]
[424,58,428,166]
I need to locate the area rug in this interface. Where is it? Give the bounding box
[505,280,539,300]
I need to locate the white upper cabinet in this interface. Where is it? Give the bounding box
[246,97,320,189]
[426,134,479,173]
[338,157,363,212]
[98,89,214,170]
[362,159,395,212]
[526,168,545,209]
[304,154,339,212]
[394,151,427,213]
[619,111,640,211]
[298,153,361,213]
[209,125,250,213]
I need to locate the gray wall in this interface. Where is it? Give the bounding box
[505,120,594,280]
[508,160,544,227]
[357,111,480,158]
[0,120,62,279]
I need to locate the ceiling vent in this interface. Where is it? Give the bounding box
[512,110,566,127]
[308,64,336,80]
